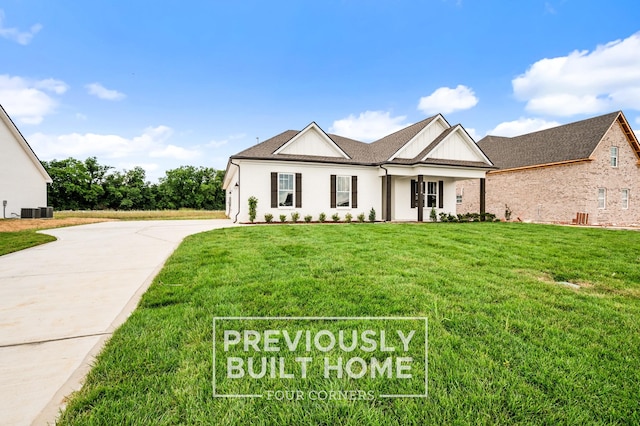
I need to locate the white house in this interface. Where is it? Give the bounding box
[0,104,52,219]
[223,114,494,223]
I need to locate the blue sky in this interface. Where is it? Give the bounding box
[2,0,639,181]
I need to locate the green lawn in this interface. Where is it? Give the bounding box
[0,230,56,256]
[58,223,640,425]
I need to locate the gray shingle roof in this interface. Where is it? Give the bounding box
[368,115,441,161]
[230,114,493,169]
[478,111,621,170]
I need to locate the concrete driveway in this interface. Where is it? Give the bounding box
[0,219,238,425]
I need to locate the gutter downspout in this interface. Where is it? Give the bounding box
[379,165,390,222]
[230,159,241,223]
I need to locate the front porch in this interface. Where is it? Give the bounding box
[379,166,487,222]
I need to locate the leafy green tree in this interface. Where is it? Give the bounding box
[84,157,110,208]
[42,157,225,211]
[42,158,92,210]
[157,166,224,210]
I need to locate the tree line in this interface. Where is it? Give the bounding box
[41,157,226,211]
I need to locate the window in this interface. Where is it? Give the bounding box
[611,146,618,167]
[427,181,437,207]
[411,179,442,208]
[336,176,351,207]
[331,175,357,208]
[598,188,606,209]
[271,172,301,208]
[622,189,629,209]
[456,187,463,204]
[278,173,294,207]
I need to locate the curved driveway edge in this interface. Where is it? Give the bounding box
[0,219,239,426]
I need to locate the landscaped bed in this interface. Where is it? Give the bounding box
[58,223,640,425]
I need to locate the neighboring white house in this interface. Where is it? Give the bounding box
[223,114,494,223]
[0,104,52,218]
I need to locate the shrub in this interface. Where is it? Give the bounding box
[368,208,376,223]
[481,212,497,222]
[357,213,365,223]
[291,212,300,223]
[264,213,273,223]
[344,213,352,223]
[248,196,258,223]
[332,213,340,222]
[279,214,287,223]
[304,215,312,223]
[430,207,437,222]
[318,212,326,223]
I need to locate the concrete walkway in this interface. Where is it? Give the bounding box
[0,220,238,425]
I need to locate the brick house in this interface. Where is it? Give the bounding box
[456,111,640,226]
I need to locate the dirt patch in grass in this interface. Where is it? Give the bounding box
[0,218,112,232]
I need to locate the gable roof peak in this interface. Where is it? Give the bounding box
[0,104,52,183]
[479,110,625,170]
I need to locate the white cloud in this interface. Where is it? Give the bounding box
[0,74,68,124]
[513,32,640,116]
[28,126,219,182]
[28,125,175,160]
[465,128,479,141]
[150,144,200,160]
[417,85,478,115]
[330,110,409,141]
[86,83,126,101]
[487,117,561,137]
[544,2,557,14]
[0,10,42,45]
[207,139,228,148]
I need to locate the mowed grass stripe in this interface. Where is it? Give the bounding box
[0,230,56,256]
[58,223,640,425]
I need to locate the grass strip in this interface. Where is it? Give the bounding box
[0,230,56,256]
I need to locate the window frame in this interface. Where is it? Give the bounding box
[278,172,295,208]
[610,146,619,167]
[597,188,606,209]
[427,181,438,208]
[335,175,351,208]
[622,189,629,210]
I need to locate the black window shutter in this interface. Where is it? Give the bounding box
[411,179,417,208]
[351,176,358,208]
[295,173,302,208]
[330,175,337,208]
[271,172,278,208]
[438,180,444,208]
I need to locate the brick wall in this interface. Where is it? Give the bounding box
[457,121,640,226]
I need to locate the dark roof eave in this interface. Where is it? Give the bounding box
[229,155,379,167]
[383,159,497,169]
[230,155,495,170]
